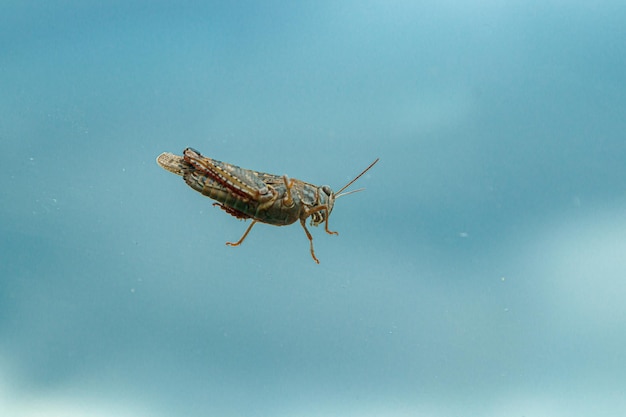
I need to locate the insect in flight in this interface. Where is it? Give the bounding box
[156,148,378,263]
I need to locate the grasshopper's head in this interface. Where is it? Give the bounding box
[309,158,379,228]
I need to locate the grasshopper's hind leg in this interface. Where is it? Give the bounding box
[226,220,258,247]
[282,175,296,207]
[299,218,320,264]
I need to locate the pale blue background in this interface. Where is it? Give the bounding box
[2,1,626,416]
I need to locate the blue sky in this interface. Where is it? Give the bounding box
[1,1,626,416]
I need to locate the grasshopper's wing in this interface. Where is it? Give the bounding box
[182,148,274,201]
[254,171,285,186]
[157,152,187,176]
[157,148,280,202]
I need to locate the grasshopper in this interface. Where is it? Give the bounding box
[156,147,378,263]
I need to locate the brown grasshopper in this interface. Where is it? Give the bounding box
[156,147,378,263]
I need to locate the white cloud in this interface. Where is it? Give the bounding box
[0,363,154,417]
[529,206,626,330]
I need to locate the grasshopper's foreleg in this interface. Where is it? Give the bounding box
[299,218,320,264]
[226,220,258,247]
[307,205,338,236]
[322,208,338,236]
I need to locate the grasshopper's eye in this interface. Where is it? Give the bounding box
[321,185,332,196]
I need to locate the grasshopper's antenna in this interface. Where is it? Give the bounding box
[336,188,365,199]
[335,158,379,197]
